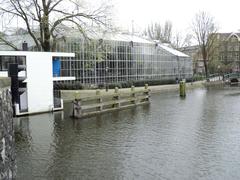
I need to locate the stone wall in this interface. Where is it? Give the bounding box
[0,78,16,179]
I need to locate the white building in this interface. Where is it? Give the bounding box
[0,51,75,116]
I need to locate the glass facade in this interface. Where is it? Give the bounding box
[55,37,193,85]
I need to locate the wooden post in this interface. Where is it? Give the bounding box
[144,84,149,102]
[113,87,120,108]
[96,89,102,111]
[96,89,100,95]
[71,85,151,119]
[145,84,148,90]
[131,85,135,92]
[73,99,82,118]
[114,87,119,93]
[179,81,186,97]
[74,90,80,99]
[131,85,136,104]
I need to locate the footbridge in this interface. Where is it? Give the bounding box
[223,72,240,84]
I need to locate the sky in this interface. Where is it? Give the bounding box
[1,0,239,37]
[112,0,240,34]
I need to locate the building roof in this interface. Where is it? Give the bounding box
[216,32,240,41]
[180,45,199,51]
[0,29,189,58]
[104,33,154,44]
[158,44,189,57]
[64,29,155,44]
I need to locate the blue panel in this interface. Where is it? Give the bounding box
[53,58,61,77]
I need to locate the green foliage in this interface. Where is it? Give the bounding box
[99,79,176,89]
[54,82,84,90]
[192,74,205,81]
[55,78,196,91]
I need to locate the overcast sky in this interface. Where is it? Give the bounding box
[112,0,240,34]
[1,0,239,36]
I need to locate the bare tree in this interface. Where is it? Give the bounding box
[0,0,112,51]
[191,11,218,78]
[163,21,172,43]
[144,21,173,43]
[0,31,19,50]
[172,32,193,49]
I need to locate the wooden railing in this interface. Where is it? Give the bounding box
[72,85,150,118]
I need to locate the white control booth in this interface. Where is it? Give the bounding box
[0,51,75,116]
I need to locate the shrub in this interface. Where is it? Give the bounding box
[54,82,84,90]
[54,78,190,90]
[108,83,122,89]
[192,74,205,81]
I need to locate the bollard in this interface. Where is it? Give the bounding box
[105,83,109,92]
[145,84,148,90]
[179,81,186,97]
[74,91,80,99]
[96,89,101,95]
[114,87,119,93]
[131,85,135,92]
[114,87,120,108]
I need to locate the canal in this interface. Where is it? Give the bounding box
[15,87,240,179]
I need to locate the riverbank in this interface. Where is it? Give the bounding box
[61,81,205,102]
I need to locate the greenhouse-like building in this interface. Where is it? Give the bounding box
[55,31,193,85]
[0,30,193,85]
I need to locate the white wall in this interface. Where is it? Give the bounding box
[0,51,75,114]
[26,53,54,113]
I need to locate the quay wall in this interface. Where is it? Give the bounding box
[0,78,16,179]
[61,81,205,102]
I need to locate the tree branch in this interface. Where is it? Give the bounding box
[0,36,20,50]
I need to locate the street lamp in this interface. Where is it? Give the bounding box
[105,66,109,92]
[217,65,221,80]
[177,56,180,83]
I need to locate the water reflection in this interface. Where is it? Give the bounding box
[15,117,32,142]
[15,88,240,179]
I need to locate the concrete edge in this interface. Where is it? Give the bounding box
[61,81,205,102]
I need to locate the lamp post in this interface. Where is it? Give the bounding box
[217,65,221,80]
[177,56,180,82]
[105,66,109,92]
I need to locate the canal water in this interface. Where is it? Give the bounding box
[15,87,240,179]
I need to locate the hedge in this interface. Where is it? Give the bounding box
[54,79,180,90]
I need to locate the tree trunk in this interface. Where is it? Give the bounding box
[42,14,51,51]
[203,59,208,78]
[202,46,208,78]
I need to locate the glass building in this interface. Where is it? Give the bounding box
[0,31,193,85]
[55,32,193,85]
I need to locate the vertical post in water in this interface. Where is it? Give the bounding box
[131,85,136,104]
[114,87,120,108]
[96,89,102,111]
[73,99,82,118]
[179,81,186,97]
[74,91,80,99]
[145,84,148,90]
[114,87,119,94]
[96,89,100,96]
[144,84,149,102]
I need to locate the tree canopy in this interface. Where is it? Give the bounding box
[0,0,112,51]
[144,21,192,49]
[191,11,218,77]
